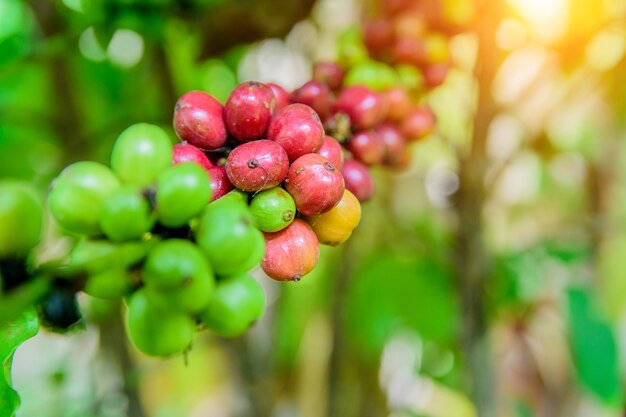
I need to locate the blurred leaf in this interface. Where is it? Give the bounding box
[198,59,237,103]
[490,242,591,314]
[0,278,49,326]
[513,401,534,417]
[567,288,623,407]
[272,246,338,370]
[0,308,39,417]
[344,250,457,363]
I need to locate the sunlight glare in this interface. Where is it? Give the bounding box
[508,0,568,42]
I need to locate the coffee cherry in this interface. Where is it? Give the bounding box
[99,186,155,242]
[422,63,449,89]
[341,160,375,202]
[284,153,344,216]
[392,37,427,67]
[173,91,228,150]
[200,273,265,337]
[111,123,173,187]
[267,83,290,110]
[207,166,234,201]
[335,85,385,130]
[156,163,212,227]
[0,181,43,258]
[346,131,385,166]
[172,143,213,171]
[376,124,408,167]
[225,140,289,192]
[337,27,369,67]
[142,239,215,313]
[261,219,319,281]
[39,289,81,331]
[318,136,344,171]
[126,289,195,357]
[219,188,250,206]
[291,80,333,120]
[267,104,325,162]
[224,81,275,142]
[304,189,361,246]
[401,106,436,141]
[84,268,131,299]
[344,61,398,91]
[383,87,411,122]
[397,64,425,91]
[249,187,296,232]
[363,19,394,56]
[49,162,120,235]
[196,199,265,276]
[312,62,345,91]
[69,238,150,274]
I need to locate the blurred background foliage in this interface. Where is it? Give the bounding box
[3,0,626,417]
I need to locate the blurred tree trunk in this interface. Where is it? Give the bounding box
[454,2,503,416]
[98,306,146,417]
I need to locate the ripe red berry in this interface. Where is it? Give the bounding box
[392,37,427,67]
[422,64,449,89]
[173,91,228,150]
[207,166,234,201]
[363,19,394,56]
[261,219,319,281]
[267,83,290,111]
[335,85,385,130]
[341,160,375,202]
[402,106,436,141]
[312,62,345,91]
[318,136,344,171]
[346,131,385,166]
[290,80,333,120]
[376,124,407,167]
[225,140,289,192]
[224,81,276,142]
[383,87,411,123]
[284,153,344,216]
[172,143,213,171]
[267,104,325,162]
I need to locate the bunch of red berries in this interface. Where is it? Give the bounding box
[362,0,455,90]
[174,82,361,283]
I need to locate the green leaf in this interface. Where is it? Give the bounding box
[513,401,534,417]
[0,278,49,326]
[0,308,39,417]
[567,288,623,407]
[344,250,458,363]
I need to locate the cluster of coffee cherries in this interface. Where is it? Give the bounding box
[173,81,363,283]
[40,122,268,356]
[258,62,436,205]
[361,0,454,90]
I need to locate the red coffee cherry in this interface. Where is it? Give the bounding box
[346,130,385,166]
[267,83,290,111]
[402,106,436,141]
[290,80,333,120]
[173,91,228,150]
[225,140,289,192]
[261,219,319,282]
[335,85,385,130]
[172,143,213,171]
[267,104,325,162]
[284,153,344,216]
[312,62,345,91]
[207,166,234,201]
[341,159,375,202]
[318,136,344,171]
[224,81,276,142]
